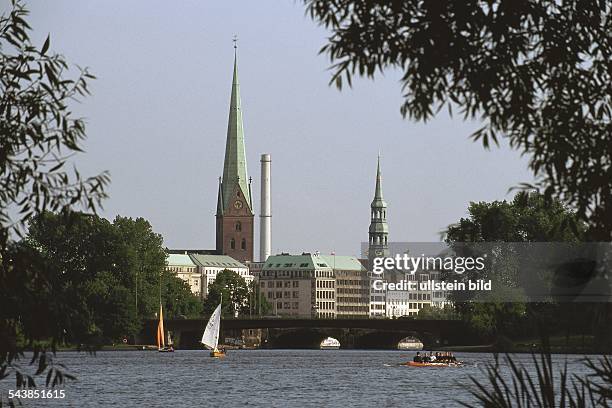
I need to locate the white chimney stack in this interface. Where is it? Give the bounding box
[260,154,272,262]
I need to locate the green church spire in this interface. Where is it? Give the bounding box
[216,177,224,215]
[369,154,389,259]
[371,154,386,208]
[219,48,252,212]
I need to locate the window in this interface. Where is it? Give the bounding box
[292,291,299,298]
[230,239,235,249]
[241,239,246,250]
[267,281,274,288]
[235,221,242,231]
[292,281,299,287]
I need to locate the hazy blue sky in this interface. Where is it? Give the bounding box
[22,1,534,257]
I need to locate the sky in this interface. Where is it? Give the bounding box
[20,1,535,257]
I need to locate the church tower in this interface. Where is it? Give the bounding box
[368,155,389,262]
[216,48,254,263]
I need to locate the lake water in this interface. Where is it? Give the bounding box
[0,350,596,407]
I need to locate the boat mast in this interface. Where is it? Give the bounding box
[158,267,164,348]
[159,266,163,306]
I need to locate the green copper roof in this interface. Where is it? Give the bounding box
[318,255,365,271]
[216,177,224,215]
[220,52,251,211]
[371,155,387,208]
[166,254,196,267]
[263,254,333,270]
[263,254,364,271]
[189,254,247,269]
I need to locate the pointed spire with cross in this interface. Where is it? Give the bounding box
[218,36,251,214]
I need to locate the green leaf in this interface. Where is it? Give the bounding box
[41,34,50,55]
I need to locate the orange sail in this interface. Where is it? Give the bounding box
[156,303,165,349]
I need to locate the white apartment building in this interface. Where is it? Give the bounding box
[165,253,251,299]
[190,254,251,297]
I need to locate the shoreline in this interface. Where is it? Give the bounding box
[47,345,611,355]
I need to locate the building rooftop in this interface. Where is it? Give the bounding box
[319,255,365,271]
[263,254,363,270]
[189,254,247,269]
[264,254,332,270]
[166,254,196,266]
[167,249,217,255]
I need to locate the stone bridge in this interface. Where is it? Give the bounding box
[141,318,471,349]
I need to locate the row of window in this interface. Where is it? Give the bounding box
[337,288,369,295]
[371,210,387,219]
[315,280,335,288]
[370,235,388,245]
[388,293,432,301]
[316,301,334,310]
[261,280,300,288]
[260,270,334,278]
[166,266,196,273]
[336,297,369,304]
[336,271,364,277]
[389,302,427,311]
[336,279,367,286]
[269,262,310,268]
[337,306,369,312]
[261,270,311,278]
[266,291,300,299]
[276,302,299,309]
[229,238,247,250]
[316,290,334,300]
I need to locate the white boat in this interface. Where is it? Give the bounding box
[397,337,423,351]
[320,337,340,350]
[201,302,225,357]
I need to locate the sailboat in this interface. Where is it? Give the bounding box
[201,301,225,357]
[157,303,174,352]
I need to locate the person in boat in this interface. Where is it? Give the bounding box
[429,352,436,362]
[413,352,422,363]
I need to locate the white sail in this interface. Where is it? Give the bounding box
[201,303,221,350]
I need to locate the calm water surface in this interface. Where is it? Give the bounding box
[1,350,595,407]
